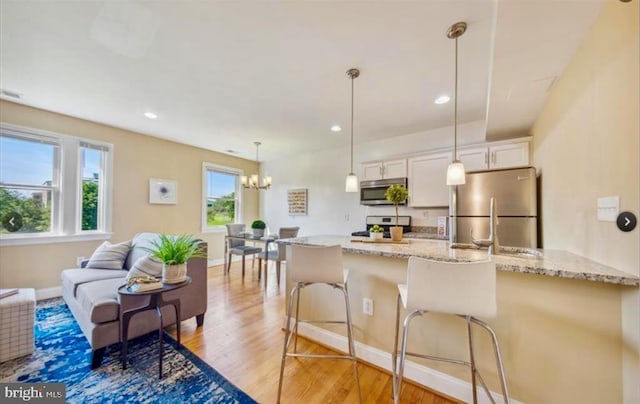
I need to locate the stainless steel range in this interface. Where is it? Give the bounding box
[351,215,412,238]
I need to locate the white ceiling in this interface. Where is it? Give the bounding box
[0,1,604,162]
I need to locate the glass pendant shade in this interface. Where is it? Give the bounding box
[345,173,359,192]
[446,160,466,185]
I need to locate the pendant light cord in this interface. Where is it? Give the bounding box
[350,74,354,173]
[454,35,458,156]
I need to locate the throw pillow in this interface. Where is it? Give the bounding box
[126,255,163,281]
[86,241,131,270]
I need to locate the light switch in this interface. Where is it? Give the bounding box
[597,196,619,222]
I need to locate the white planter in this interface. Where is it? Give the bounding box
[162,263,187,284]
[252,228,265,237]
[370,232,383,240]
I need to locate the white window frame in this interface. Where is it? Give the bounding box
[0,123,113,246]
[202,162,243,233]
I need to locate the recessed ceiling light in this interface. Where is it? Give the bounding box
[225,149,240,154]
[434,95,450,105]
[144,111,158,119]
[331,125,342,132]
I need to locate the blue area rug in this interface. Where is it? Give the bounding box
[0,298,256,403]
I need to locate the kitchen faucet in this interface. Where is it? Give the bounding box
[471,197,500,255]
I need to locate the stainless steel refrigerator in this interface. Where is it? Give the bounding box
[450,167,537,248]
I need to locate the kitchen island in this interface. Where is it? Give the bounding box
[279,235,639,403]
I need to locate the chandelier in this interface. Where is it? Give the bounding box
[241,141,272,190]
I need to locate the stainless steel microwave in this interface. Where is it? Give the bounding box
[359,177,408,206]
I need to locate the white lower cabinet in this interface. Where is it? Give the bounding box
[407,152,451,207]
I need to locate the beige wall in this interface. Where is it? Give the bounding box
[532,0,639,275]
[0,100,259,290]
[531,2,639,403]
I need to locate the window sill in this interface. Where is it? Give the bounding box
[201,227,228,234]
[0,232,113,247]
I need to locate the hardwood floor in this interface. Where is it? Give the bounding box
[168,263,458,404]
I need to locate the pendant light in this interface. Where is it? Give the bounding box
[345,68,360,193]
[446,22,467,186]
[240,141,272,190]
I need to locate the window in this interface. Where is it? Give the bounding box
[202,163,242,231]
[0,123,112,245]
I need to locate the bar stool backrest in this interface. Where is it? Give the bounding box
[289,244,344,284]
[406,257,496,318]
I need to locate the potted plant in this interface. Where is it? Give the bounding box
[143,234,206,284]
[251,220,266,237]
[369,224,384,241]
[385,184,409,241]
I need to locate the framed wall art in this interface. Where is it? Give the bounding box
[149,178,178,204]
[287,188,307,216]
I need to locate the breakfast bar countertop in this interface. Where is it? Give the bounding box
[278,235,640,287]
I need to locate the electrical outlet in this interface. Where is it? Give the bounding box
[363,298,374,316]
[76,256,86,266]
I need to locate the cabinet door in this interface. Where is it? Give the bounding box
[457,147,488,172]
[383,159,407,179]
[490,142,530,169]
[362,162,383,180]
[407,152,452,207]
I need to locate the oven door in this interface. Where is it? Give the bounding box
[359,178,407,205]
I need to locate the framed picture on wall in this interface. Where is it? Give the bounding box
[149,178,177,204]
[288,188,307,216]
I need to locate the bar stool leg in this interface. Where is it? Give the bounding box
[467,315,479,404]
[342,284,362,403]
[471,317,511,404]
[294,286,301,353]
[396,310,422,404]
[391,293,402,401]
[277,284,300,403]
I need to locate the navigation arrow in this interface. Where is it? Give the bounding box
[616,212,637,232]
[9,217,14,226]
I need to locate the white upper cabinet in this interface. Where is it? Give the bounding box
[458,141,530,172]
[407,152,451,207]
[362,159,407,180]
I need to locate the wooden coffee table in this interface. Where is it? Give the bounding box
[117,276,191,379]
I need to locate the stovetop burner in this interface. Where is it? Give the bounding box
[351,215,412,239]
[351,230,391,238]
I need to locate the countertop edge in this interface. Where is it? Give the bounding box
[278,236,639,287]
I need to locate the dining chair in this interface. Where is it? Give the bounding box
[257,226,299,287]
[225,224,262,278]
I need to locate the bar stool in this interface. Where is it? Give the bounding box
[392,257,509,404]
[277,244,361,403]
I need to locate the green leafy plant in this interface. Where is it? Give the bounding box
[370,224,384,233]
[251,220,266,229]
[385,184,408,226]
[142,234,206,265]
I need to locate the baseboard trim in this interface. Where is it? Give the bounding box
[208,256,250,268]
[296,322,519,404]
[36,286,62,301]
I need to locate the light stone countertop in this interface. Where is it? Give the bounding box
[278,235,639,287]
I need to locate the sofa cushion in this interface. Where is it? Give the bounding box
[61,268,128,298]
[86,240,132,270]
[75,277,126,324]
[126,255,163,281]
[125,233,162,270]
